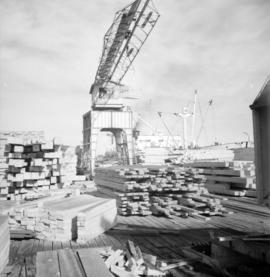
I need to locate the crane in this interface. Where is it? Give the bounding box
[83,0,160,175]
[90,0,160,109]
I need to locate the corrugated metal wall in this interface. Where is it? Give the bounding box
[91,111,132,129]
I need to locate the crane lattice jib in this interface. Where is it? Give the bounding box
[91,0,159,96]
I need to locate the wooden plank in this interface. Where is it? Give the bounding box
[201,169,242,177]
[77,248,113,277]
[52,241,62,251]
[104,249,123,268]
[184,161,230,168]
[5,264,22,277]
[36,251,60,277]
[16,240,32,263]
[19,265,26,277]
[205,175,252,186]
[58,249,82,277]
[110,265,139,277]
[42,241,53,251]
[25,256,36,277]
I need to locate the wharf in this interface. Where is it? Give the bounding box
[2,197,270,277]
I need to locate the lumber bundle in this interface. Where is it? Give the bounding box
[0,138,8,200]
[95,165,229,219]
[5,194,116,241]
[233,147,254,161]
[76,197,117,242]
[0,216,10,274]
[0,131,45,145]
[1,141,61,200]
[0,139,86,200]
[174,148,235,164]
[59,145,86,186]
[99,188,151,216]
[95,166,152,216]
[183,161,256,197]
[140,147,170,165]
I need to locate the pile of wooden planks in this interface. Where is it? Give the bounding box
[95,165,229,219]
[59,145,86,186]
[95,166,152,216]
[150,193,230,220]
[148,166,207,194]
[1,141,61,200]
[0,215,10,274]
[2,194,116,241]
[183,161,256,197]
[0,137,9,200]
[141,147,170,165]
[76,197,117,242]
[0,131,45,145]
[99,188,151,216]
[0,140,86,200]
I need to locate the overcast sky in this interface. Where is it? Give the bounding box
[0,0,269,146]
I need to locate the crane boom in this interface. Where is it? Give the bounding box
[90,0,160,109]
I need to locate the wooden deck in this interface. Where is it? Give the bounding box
[1,198,270,277]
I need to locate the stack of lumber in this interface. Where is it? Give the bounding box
[95,166,151,192]
[3,141,61,200]
[0,130,45,145]
[150,192,230,220]
[77,197,117,242]
[0,216,10,274]
[0,137,8,200]
[174,148,234,164]
[0,190,72,229]
[233,147,254,161]
[95,166,152,216]
[183,161,256,197]
[0,132,45,200]
[95,166,228,219]
[141,147,169,165]
[59,145,86,186]
[5,194,117,241]
[99,189,151,216]
[148,166,207,194]
[41,195,116,241]
[0,139,87,200]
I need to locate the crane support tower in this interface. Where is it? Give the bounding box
[82,0,160,176]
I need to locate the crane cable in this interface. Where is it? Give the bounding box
[196,98,213,144]
[157,112,178,150]
[211,101,217,143]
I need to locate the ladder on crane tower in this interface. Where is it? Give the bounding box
[117,131,130,165]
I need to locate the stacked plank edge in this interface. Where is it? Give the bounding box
[183,161,256,197]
